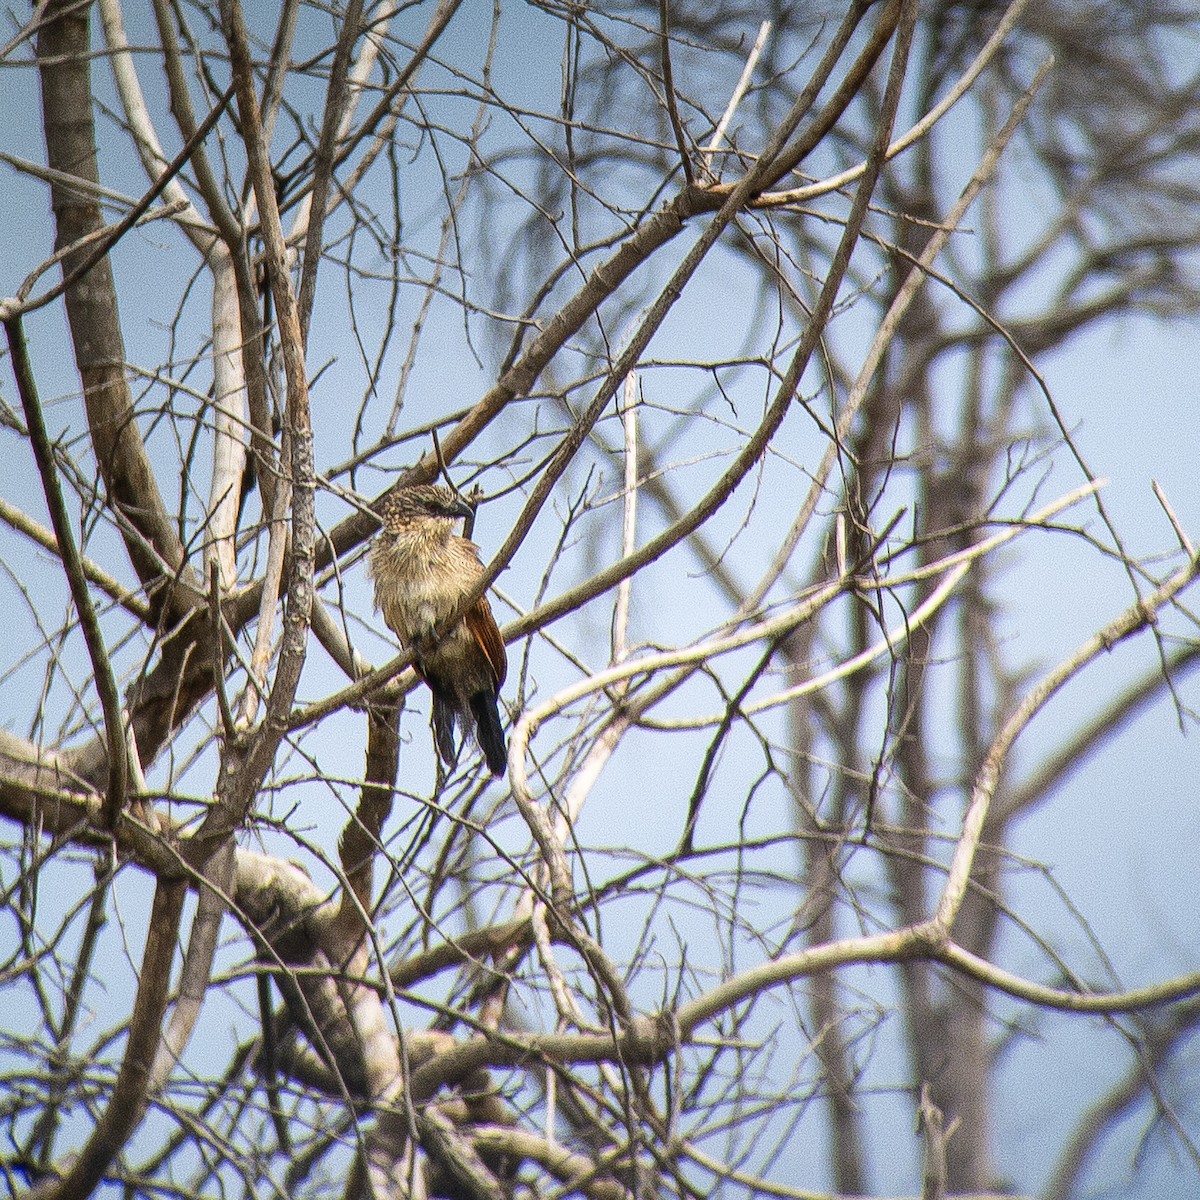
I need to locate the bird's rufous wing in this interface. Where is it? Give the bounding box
[465,597,507,688]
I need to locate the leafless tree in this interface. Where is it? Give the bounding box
[2,1,1200,1197]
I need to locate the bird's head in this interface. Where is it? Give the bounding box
[377,484,473,539]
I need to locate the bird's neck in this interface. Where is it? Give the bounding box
[379,522,455,572]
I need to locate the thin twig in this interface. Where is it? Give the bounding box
[5,314,130,827]
[0,495,151,622]
[296,0,365,341]
[1153,480,1195,557]
[612,372,639,671]
[28,879,187,1200]
[934,546,1200,935]
[701,20,770,180]
[658,0,694,186]
[0,85,235,322]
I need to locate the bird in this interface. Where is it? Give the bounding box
[369,483,508,776]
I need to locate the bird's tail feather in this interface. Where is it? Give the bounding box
[469,690,507,777]
[432,692,459,766]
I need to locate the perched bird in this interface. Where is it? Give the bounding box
[370,484,508,776]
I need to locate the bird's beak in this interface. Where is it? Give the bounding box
[447,496,473,520]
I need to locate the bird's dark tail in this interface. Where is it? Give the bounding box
[469,690,507,777]
[431,691,459,766]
